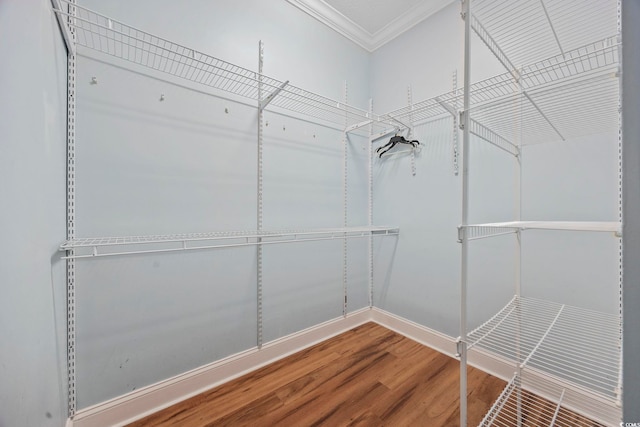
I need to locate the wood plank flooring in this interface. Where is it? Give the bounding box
[128,322,505,426]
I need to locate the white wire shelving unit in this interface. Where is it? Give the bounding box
[59,227,399,259]
[457,0,622,426]
[52,0,393,134]
[52,0,400,261]
[51,0,400,416]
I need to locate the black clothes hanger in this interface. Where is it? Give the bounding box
[376,134,420,157]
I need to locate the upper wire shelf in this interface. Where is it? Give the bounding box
[383,35,619,148]
[471,0,619,70]
[59,226,399,259]
[53,0,382,131]
[468,296,621,402]
[459,221,621,242]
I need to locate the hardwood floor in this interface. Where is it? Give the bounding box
[128,322,505,426]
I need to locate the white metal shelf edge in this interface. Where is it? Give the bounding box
[467,296,622,403]
[459,220,621,242]
[59,226,399,259]
[52,0,378,132]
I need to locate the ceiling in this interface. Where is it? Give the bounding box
[286,0,456,51]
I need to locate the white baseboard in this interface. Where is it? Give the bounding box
[370,307,457,357]
[370,307,515,382]
[67,307,618,427]
[70,308,371,427]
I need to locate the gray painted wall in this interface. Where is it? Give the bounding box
[0,0,68,425]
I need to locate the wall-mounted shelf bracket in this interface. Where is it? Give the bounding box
[523,92,566,141]
[371,126,400,141]
[346,119,373,133]
[469,119,520,157]
[435,96,457,117]
[383,115,411,133]
[469,14,520,82]
[259,80,289,112]
[50,0,75,54]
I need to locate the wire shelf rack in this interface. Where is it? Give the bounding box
[479,372,615,427]
[383,35,619,147]
[459,221,621,242]
[471,0,618,69]
[59,226,399,259]
[468,296,621,403]
[53,0,380,131]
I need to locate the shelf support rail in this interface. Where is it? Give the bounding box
[259,80,290,112]
[63,0,78,416]
[257,41,265,349]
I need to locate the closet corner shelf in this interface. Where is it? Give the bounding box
[59,226,399,259]
[468,296,621,410]
[459,221,621,241]
[480,371,621,427]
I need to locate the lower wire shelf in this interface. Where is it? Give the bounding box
[59,226,399,259]
[470,296,622,426]
[480,372,613,427]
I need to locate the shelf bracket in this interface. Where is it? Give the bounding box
[539,0,565,58]
[371,126,400,142]
[469,119,520,157]
[523,92,566,141]
[436,96,457,118]
[457,225,464,243]
[50,0,75,54]
[382,115,411,133]
[470,14,520,82]
[259,80,289,112]
[346,119,373,133]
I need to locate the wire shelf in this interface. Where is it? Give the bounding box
[59,226,399,259]
[480,373,613,427]
[460,221,621,242]
[384,36,619,147]
[471,0,618,69]
[53,0,377,130]
[468,296,621,402]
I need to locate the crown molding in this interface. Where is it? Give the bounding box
[286,0,372,50]
[286,0,456,52]
[370,0,456,50]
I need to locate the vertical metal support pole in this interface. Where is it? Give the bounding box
[368,99,374,309]
[452,70,460,176]
[256,41,264,349]
[407,86,416,176]
[342,81,348,318]
[66,0,77,417]
[515,70,524,427]
[460,0,471,425]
